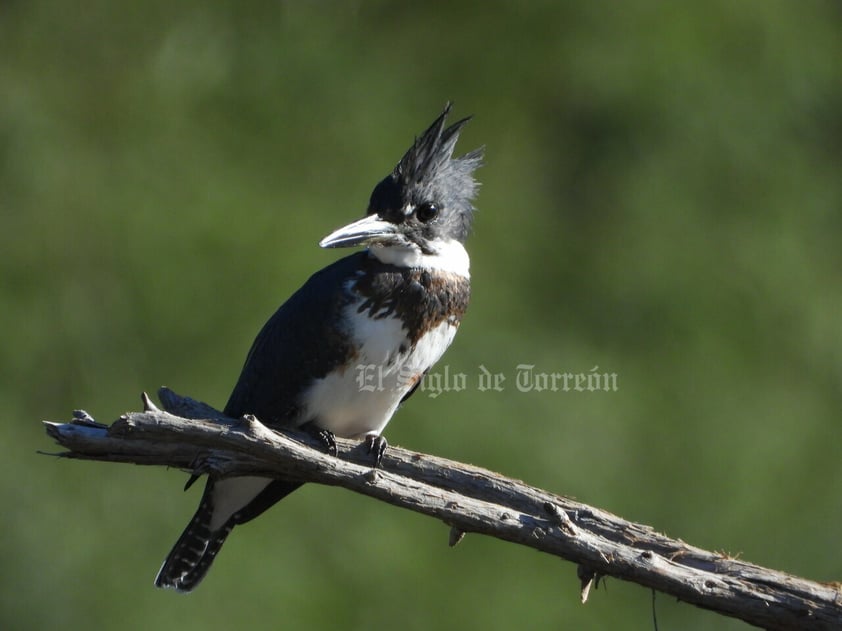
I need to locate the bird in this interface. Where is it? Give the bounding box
[153,104,483,592]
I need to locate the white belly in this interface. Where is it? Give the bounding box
[301,310,458,438]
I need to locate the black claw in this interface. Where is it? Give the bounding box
[365,434,388,468]
[301,422,337,456]
[183,473,201,491]
[184,453,210,490]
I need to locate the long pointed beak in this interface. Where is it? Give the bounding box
[319,214,400,249]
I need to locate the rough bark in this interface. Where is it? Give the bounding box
[41,388,842,630]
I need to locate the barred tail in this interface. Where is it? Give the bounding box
[155,476,301,592]
[155,482,233,593]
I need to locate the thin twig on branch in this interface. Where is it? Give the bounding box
[42,388,841,630]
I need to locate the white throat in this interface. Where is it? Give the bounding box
[369,239,470,277]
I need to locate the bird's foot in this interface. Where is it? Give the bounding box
[301,422,337,456]
[365,434,388,468]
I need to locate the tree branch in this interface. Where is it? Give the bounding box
[42,388,841,630]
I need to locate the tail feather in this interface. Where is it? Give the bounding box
[156,477,302,592]
[155,482,233,593]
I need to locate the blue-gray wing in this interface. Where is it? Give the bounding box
[222,252,365,426]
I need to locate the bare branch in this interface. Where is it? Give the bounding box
[43,388,842,630]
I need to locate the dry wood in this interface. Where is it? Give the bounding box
[42,388,842,630]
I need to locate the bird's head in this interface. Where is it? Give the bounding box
[320,104,483,270]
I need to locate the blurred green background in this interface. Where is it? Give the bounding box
[3,1,841,629]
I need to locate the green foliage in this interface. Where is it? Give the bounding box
[3,2,840,629]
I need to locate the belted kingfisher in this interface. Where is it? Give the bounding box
[155,105,483,592]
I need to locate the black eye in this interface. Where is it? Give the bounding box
[416,202,439,223]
